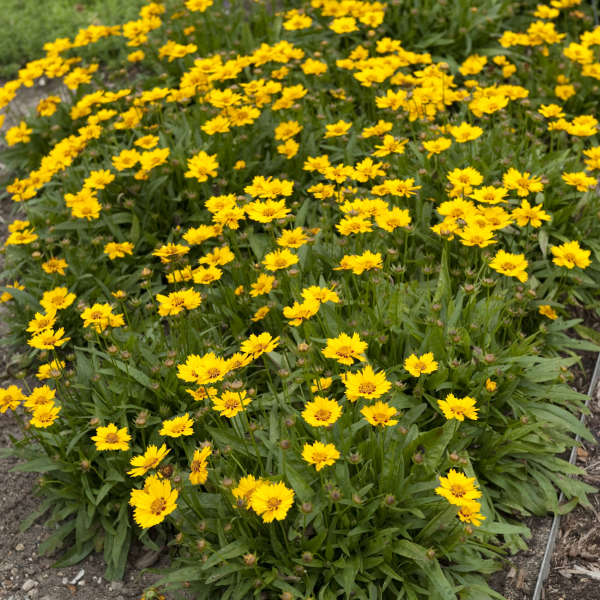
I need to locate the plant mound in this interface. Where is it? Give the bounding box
[1,1,600,599]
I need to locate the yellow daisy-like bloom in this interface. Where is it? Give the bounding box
[250,481,295,523]
[324,120,352,138]
[212,390,251,418]
[185,151,219,182]
[435,469,482,506]
[189,446,212,485]
[361,401,398,427]
[489,250,529,283]
[457,500,486,527]
[502,168,544,197]
[28,327,71,350]
[36,359,65,381]
[177,352,231,385]
[437,394,478,421]
[561,171,597,192]
[27,311,57,334]
[404,353,438,377]
[41,257,68,275]
[301,286,339,305]
[156,289,202,317]
[343,365,391,402]
[92,423,132,451]
[277,228,309,249]
[104,241,134,259]
[310,377,333,393]
[252,306,270,322]
[262,248,299,271]
[0,385,26,413]
[485,379,497,393]
[302,396,342,427]
[322,332,367,366]
[469,186,508,205]
[128,444,171,477]
[232,474,262,507]
[30,403,61,428]
[511,199,551,227]
[240,333,280,359]
[40,287,76,312]
[539,305,558,320]
[423,137,452,158]
[302,441,340,471]
[129,474,178,529]
[448,122,483,143]
[152,243,190,263]
[24,385,56,411]
[551,240,591,269]
[159,414,194,438]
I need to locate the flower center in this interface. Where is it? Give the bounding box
[314,409,332,422]
[358,382,376,395]
[450,486,465,498]
[105,433,119,444]
[267,497,282,511]
[150,497,167,515]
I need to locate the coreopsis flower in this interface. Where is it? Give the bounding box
[152,243,190,263]
[1,281,25,303]
[71,196,102,220]
[448,122,483,143]
[551,240,591,269]
[92,423,131,451]
[84,169,115,190]
[469,186,508,205]
[375,207,412,232]
[343,365,391,401]
[489,250,529,282]
[199,246,235,267]
[252,306,270,322]
[277,228,309,249]
[240,333,279,359]
[160,414,194,438]
[128,444,170,477]
[539,305,558,320]
[5,229,38,245]
[262,248,299,271]
[36,360,65,381]
[283,299,320,326]
[81,303,125,332]
[302,441,340,471]
[40,287,76,312]
[459,54,487,76]
[301,286,339,305]
[322,332,367,366]
[182,225,218,246]
[275,120,303,140]
[189,446,212,485]
[336,215,373,236]
[404,353,438,377]
[112,148,141,170]
[156,289,202,317]
[27,311,57,334]
[5,121,32,146]
[362,120,393,138]
[41,257,68,275]
[457,500,486,526]
[244,175,294,199]
[335,250,382,274]
[250,481,295,523]
[283,12,312,30]
[277,139,299,159]
[185,151,219,182]
[361,401,398,427]
[437,394,479,421]
[302,396,342,427]
[457,225,496,248]
[329,16,358,35]
[24,385,56,411]
[129,474,178,528]
[177,352,231,385]
[30,403,61,428]
[245,199,291,223]
[233,474,261,507]
[447,167,484,196]
[561,171,597,192]
[373,135,407,157]
[28,327,71,350]
[250,274,275,297]
[502,168,544,197]
[583,146,600,171]
[0,385,25,413]
[104,241,134,259]
[134,135,159,149]
[372,178,421,197]
[485,379,497,393]
[212,390,251,418]
[435,469,482,506]
[511,199,551,227]
[302,58,327,75]
[324,120,352,138]
[190,263,221,284]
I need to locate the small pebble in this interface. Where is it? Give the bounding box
[22,579,37,592]
[15,543,25,552]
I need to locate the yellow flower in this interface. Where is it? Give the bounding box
[0,385,26,413]
[324,120,352,138]
[302,441,340,471]
[24,385,56,411]
[322,332,367,366]
[104,241,134,259]
[189,446,212,485]
[28,327,71,350]
[177,352,231,385]
[539,305,558,320]
[152,243,190,263]
[92,423,131,451]
[489,250,529,282]
[212,390,251,418]
[129,474,178,529]
[240,333,279,359]
[448,122,483,143]
[485,379,497,393]
[436,469,482,508]
[30,403,61,428]
[329,17,358,35]
[561,171,597,192]
[343,365,391,401]
[40,287,76,312]
[262,249,299,271]
[361,401,398,427]
[250,481,295,523]
[302,396,342,427]
[185,151,219,182]
[404,353,438,377]
[156,289,202,317]
[41,257,68,275]
[457,500,486,527]
[128,444,171,477]
[232,474,261,507]
[437,394,478,421]
[159,414,194,437]
[551,240,591,269]
[503,168,544,197]
[5,121,33,146]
